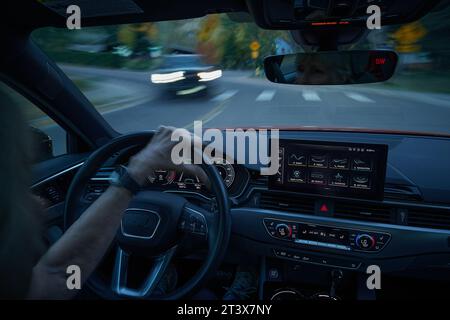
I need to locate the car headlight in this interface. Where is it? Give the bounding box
[151,71,185,83]
[198,70,222,82]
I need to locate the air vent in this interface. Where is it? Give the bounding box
[249,171,268,187]
[334,201,393,224]
[408,208,450,230]
[259,192,315,215]
[43,184,64,206]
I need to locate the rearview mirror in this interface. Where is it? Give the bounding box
[264,50,398,85]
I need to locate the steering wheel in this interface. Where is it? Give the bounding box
[64,132,231,299]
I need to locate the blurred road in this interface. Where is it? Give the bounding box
[45,65,450,154]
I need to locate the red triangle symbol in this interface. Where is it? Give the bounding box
[320,204,329,212]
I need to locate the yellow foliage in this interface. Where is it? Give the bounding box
[147,24,158,40]
[198,15,220,42]
[117,26,136,47]
[392,21,427,52]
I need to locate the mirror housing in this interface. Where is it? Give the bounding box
[264,50,398,85]
[246,0,440,30]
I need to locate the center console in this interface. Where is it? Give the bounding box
[262,140,390,273]
[229,132,450,300]
[259,140,390,299]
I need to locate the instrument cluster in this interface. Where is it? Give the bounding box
[146,160,237,193]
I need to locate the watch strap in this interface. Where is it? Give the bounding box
[111,165,141,195]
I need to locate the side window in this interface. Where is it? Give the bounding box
[0,81,67,163]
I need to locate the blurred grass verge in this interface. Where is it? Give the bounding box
[16,74,149,128]
[382,71,450,94]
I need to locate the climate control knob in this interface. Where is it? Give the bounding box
[355,234,376,250]
[275,224,292,238]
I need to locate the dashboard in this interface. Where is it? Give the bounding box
[32,130,450,284]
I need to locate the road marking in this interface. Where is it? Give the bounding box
[101,96,152,115]
[184,101,228,130]
[211,90,238,102]
[302,90,321,101]
[256,90,276,102]
[345,92,375,103]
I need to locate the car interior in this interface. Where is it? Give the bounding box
[1,0,450,301]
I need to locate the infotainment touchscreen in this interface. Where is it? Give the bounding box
[269,140,388,200]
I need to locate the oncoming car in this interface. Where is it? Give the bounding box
[151,54,222,96]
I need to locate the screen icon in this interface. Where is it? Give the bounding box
[329,172,349,187]
[350,174,371,189]
[352,157,372,172]
[309,171,327,185]
[288,169,306,183]
[309,155,327,168]
[288,153,307,166]
[329,157,349,169]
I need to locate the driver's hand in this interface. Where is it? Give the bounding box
[127,126,209,187]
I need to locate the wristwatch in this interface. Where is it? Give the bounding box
[109,165,141,195]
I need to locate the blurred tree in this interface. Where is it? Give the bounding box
[116,23,158,57]
[117,25,137,49]
[198,15,220,42]
[216,15,292,69]
[419,0,450,69]
[197,15,222,64]
[32,13,295,71]
[392,21,427,53]
[388,1,450,69]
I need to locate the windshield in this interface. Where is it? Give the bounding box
[32,4,450,136]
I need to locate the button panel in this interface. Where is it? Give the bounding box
[264,218,390,253]
[273,248,361,270]
[179,208,207,236]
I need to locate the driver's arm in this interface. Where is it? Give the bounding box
[27,126,206,300]
[27,185,133,300]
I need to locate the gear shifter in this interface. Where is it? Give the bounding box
[310,269,344,300]
[329,269,344,299]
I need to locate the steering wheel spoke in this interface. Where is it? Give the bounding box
[112,246,177,298]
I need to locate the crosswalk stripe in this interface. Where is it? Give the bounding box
[345,92,375,103]
[256,90,276,102]
[211,90,238,102]
[302,90,321,101]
